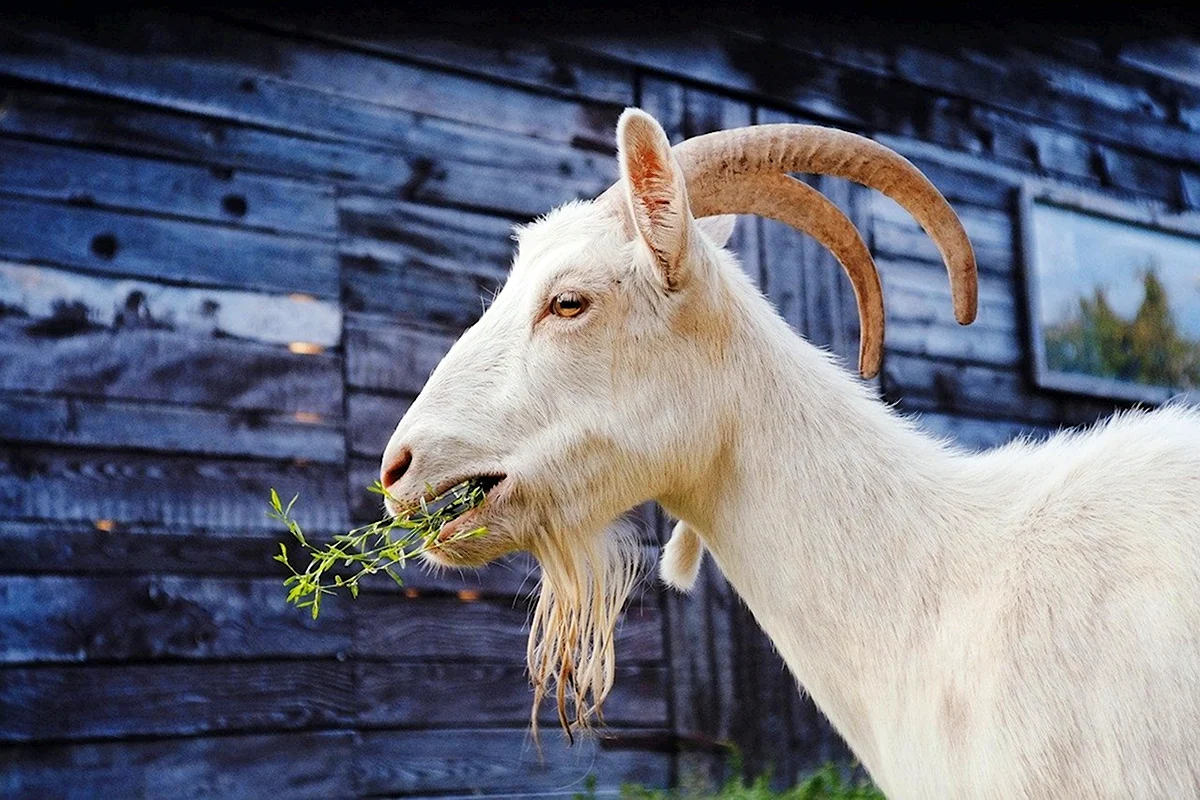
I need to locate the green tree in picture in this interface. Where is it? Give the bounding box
[1044,263,1200,390]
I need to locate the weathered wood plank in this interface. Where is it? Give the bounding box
[341,250,498,328]
[0,660,663,744]
[0,16,619,151]
[566,29,867,128]
[0,661,356,741]
[0,394,344,462]
[0,137,337,237]
[340,195,513,328]
[0,84,617,219]
[226,10,636,105]
[907,410,1057,451]
[871,193,1015,277]
[357,662,668,728]
[1119,38,1200,89]
[0,576,351,663]
[0,196,338,296]
[347,391,409,460]
[1183,168,1200,212]
[883,352,1121,427]
[891,43,1200,164]
[0,446,348,531]
[0,520,574,598]
[0,521,308,577]
[0,321,342,416]
[345,314,456,394]
[879,258,1021,367]
[355,727,671,795]
[348,456,389,524]
[723,21,1185,125]
[353,592,663,663]
[570,26,1197,205]
[0,259,341,347]
[0,730,358,800]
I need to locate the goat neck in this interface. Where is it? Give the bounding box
[657,285,994,768]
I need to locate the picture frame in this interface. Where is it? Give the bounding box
[1019,182,1200,405]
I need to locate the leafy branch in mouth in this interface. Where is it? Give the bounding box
[268,480,488,619]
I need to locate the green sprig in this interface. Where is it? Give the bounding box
[268,480,488,618]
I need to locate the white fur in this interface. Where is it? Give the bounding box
[661,520,704,591]
[382,108,1200,797]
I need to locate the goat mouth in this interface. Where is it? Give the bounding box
[427,473,507,542]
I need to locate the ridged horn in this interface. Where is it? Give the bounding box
[690,173,884,378]
[674,124,978,324]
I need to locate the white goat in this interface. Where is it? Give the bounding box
[379,108,1200,798]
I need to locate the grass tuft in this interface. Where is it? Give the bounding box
[268,480,489,618]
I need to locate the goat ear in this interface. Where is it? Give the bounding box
[617,108,693,290]
[696,214,737,248]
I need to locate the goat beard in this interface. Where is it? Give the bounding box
[526,519,641,744]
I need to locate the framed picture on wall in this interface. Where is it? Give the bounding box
[1020,182,1200,404]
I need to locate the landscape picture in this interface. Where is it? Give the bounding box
[1025,193,1200,403]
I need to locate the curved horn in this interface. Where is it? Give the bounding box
[674,124,978,324]
[691,173,884,378]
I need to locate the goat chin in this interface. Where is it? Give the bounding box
[660,520,704,592]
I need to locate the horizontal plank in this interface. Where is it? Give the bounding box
[0,394,344,462]
[0,136,337,237]
[0,196,338,296]
[870,194,1015,276]
[0,576,351,664]
[0,730,357,800]
[356,727,671,795]
[0,659,666,743]
[353,592,663,663]
[230,11,636,105]
[339,195,513,329]
[0,17,619,152]
[0,521,312,577]
[1184,169,1200,212]
[358,662,668,728]
[580,26,1193,202]
[1119,39,1200,89]
[879,258,1016,323]
[0,259,341,347]
[884,352,1122,427]
[0,520,575,589]
[341,256,505,330]
[878,258,1021,367]
[0,84,617,219]
[885,312,1021,369]
[347,391,410,459]
[726,21,1182,125]
[0,661,357,742]
[347,456,387,523]
[891,43,1200,165]
[0,321,342,416]
[907,410,1056,452]
[658,22,1196,178]
[340,193,515,271]
[0,446,348,531]
[345,314,456,394]
[567,29,868,128]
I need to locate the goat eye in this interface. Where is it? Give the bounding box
[550,292,588,318]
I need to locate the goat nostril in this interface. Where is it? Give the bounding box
[382,448,412,491]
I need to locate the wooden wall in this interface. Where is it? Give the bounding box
[1,8,1197,797]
